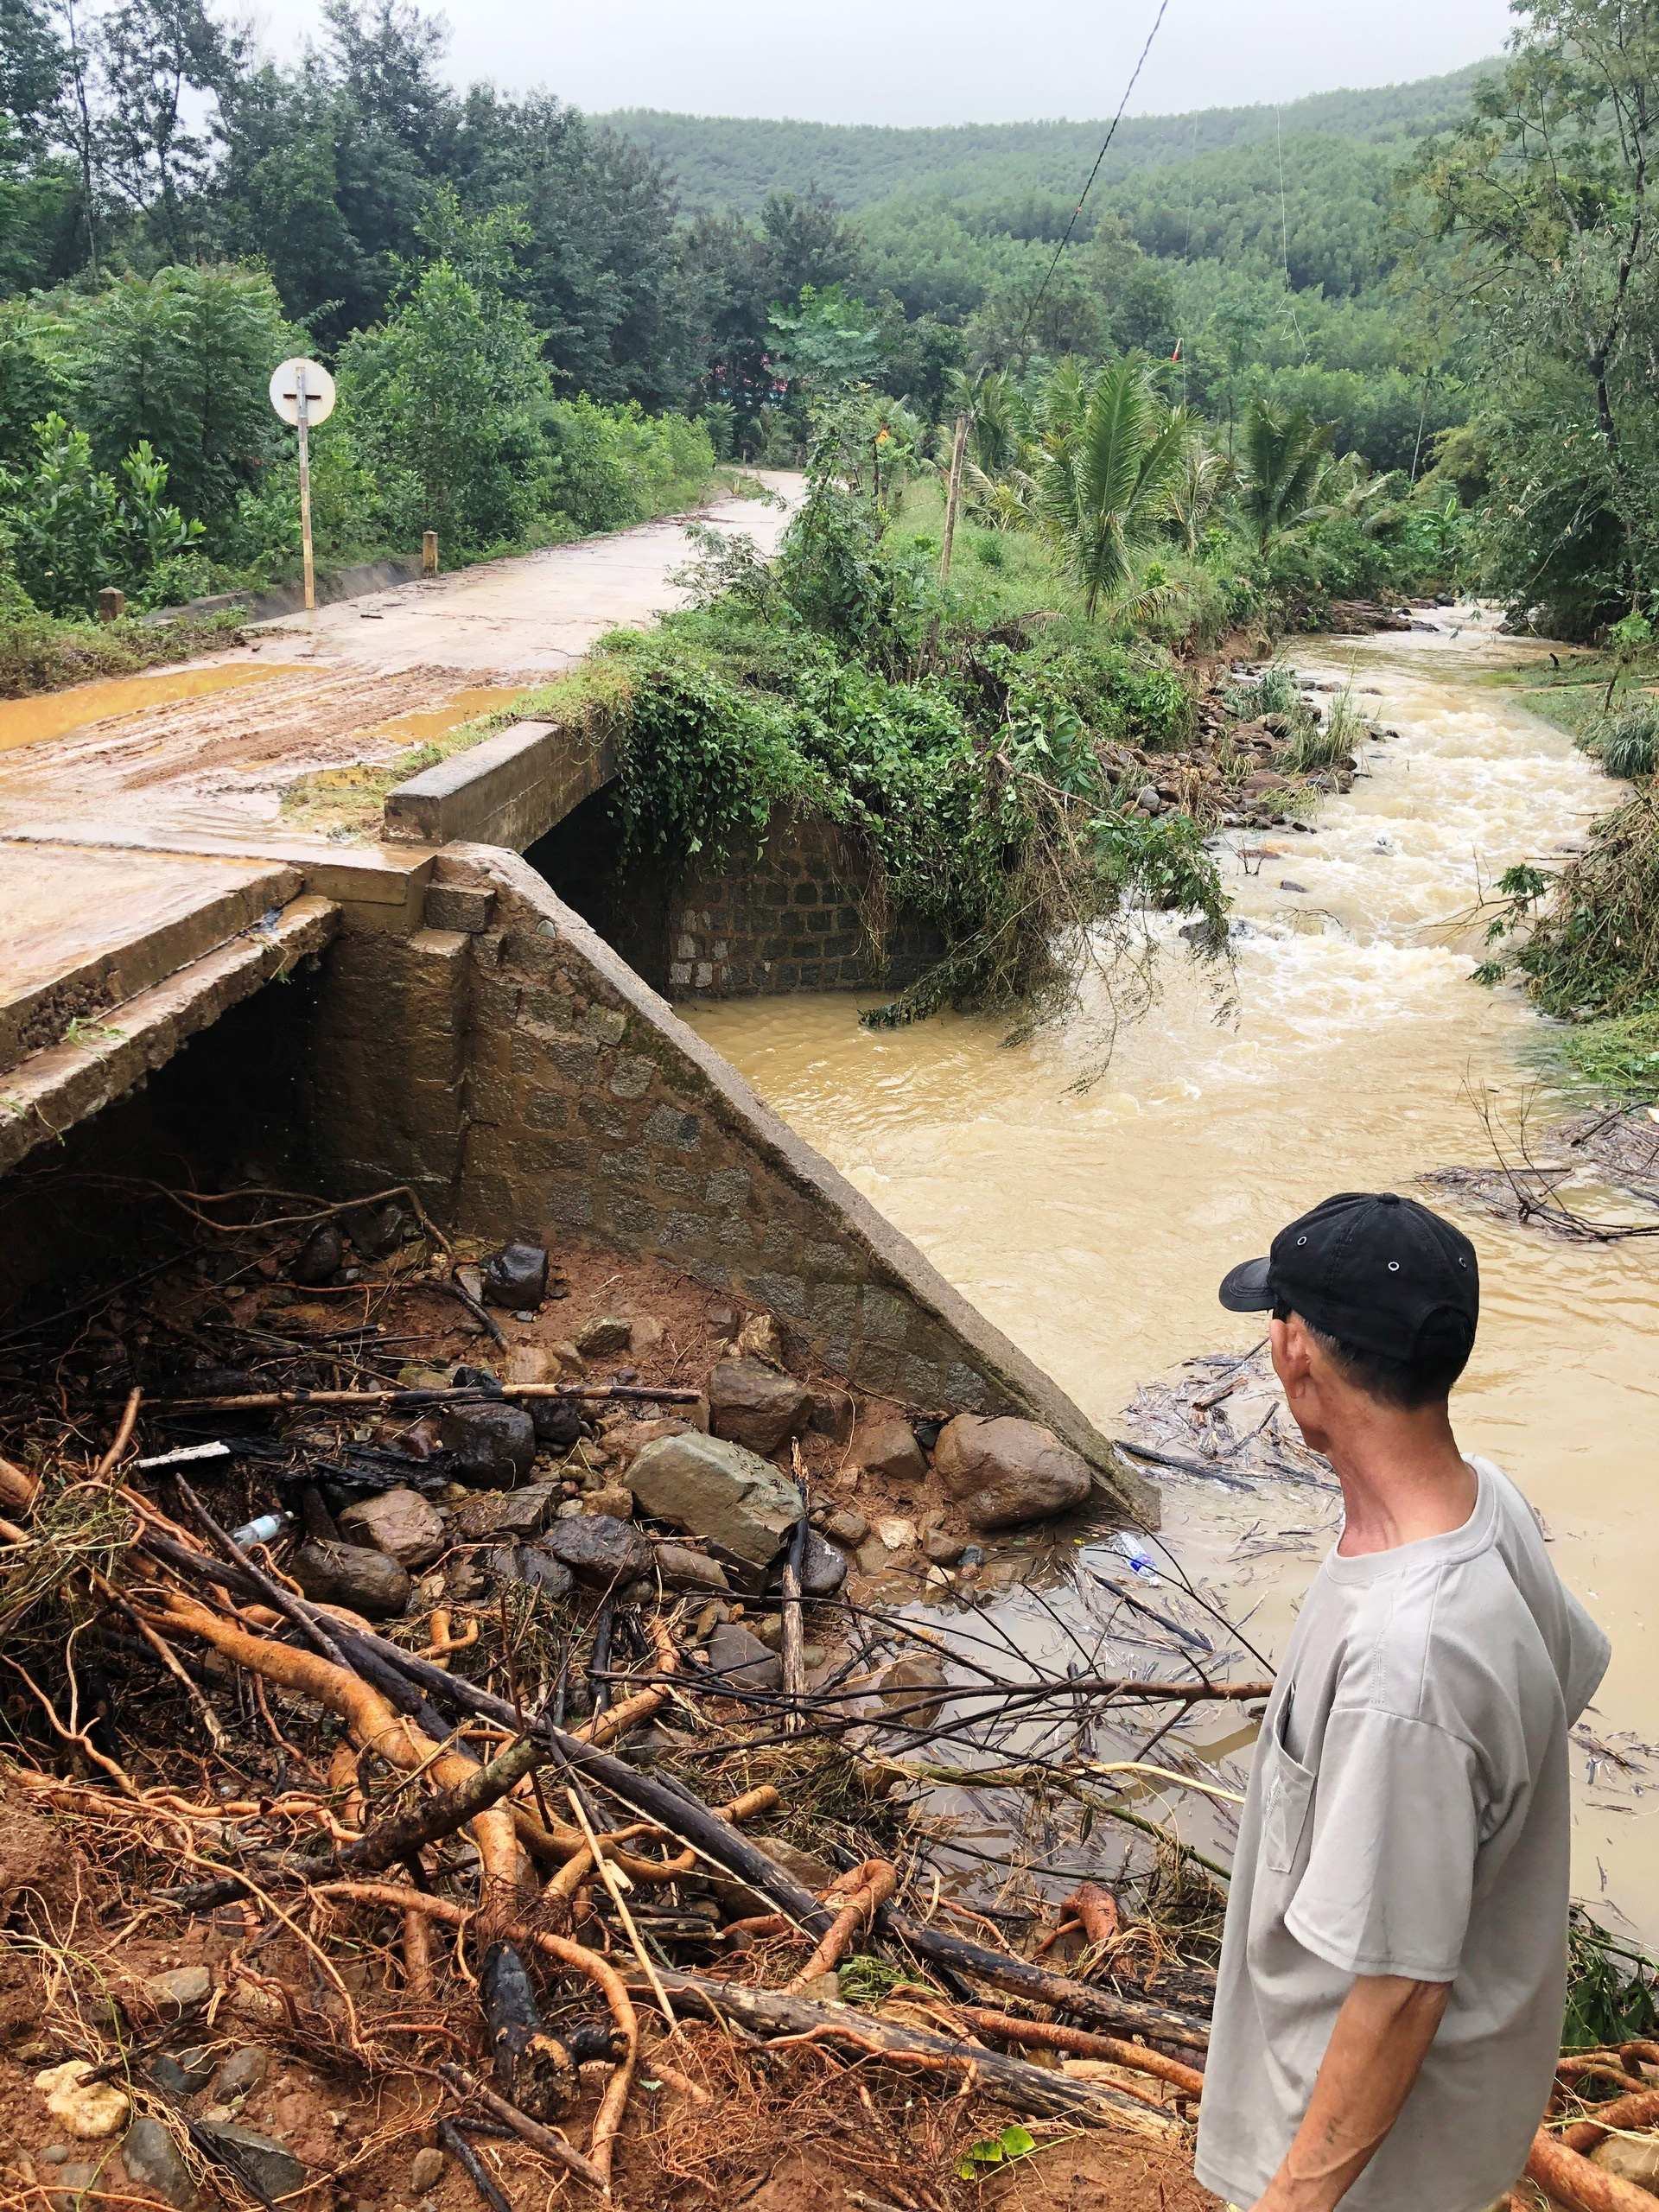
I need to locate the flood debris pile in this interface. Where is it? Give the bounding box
[4,1187,1659,2209]
[1421,1103,1659,1243]
[0,1179,1268,2212]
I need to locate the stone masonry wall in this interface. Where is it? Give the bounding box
[307,842,1152,1522]
[666,813,942,1001]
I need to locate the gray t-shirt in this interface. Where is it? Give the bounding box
[1195,1459,1610,2212]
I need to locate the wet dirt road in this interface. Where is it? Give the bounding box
[693,620,1659,1937]
[0,476,799,853]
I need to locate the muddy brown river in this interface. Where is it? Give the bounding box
[694,620,1659,1936]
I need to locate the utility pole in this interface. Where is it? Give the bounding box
[938,410,970,586]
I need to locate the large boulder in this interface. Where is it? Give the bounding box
[439,1401,536,1488]
[706,1357,812,1456]
[291,1539,410,1618]
[628,1433,802,1567]
[336,1486,447,1568]
[932,1414,1091,1529]
[481,1242,548,1308]
[545,1514,652,1586]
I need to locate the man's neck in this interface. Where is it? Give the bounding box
[1327,1407,1478,1557]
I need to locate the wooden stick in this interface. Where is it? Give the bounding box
[95,1388,143,1480]
[781,1455,808,1733]
[135,1382,702,1411]
[438,2066,605,2194]
[563,1783,683,2043]
[958,2007,1205,2096]
[437,2119,512,2212]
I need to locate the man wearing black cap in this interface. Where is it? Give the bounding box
[1194,1192,1609,2212]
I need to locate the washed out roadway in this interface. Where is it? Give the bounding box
[0,477,799,1079]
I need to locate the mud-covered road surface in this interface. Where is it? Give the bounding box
[0,474,798,853]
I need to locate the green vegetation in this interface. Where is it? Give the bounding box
[592,405,1231,1031]
[601,67,1496,215]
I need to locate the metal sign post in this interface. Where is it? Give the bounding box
[269,358,337,616]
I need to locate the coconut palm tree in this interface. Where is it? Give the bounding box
[1166,415,1235,553]
[1033,357,1191,616]
[1238,396,1336,548]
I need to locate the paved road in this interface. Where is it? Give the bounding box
[0,474,799,1056]
[0,474,799,855]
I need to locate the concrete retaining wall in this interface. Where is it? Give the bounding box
[667,814,942,999]
[307,842,1151,1519]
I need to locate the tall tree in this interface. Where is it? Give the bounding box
[1410,0,1659,620]
[1035,356,1190,614]
[94,0,238,258]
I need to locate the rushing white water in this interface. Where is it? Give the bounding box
[694,620,1659,1933]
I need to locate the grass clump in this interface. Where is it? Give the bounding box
[1560,1007,1659,1102]
[0,587,246,701]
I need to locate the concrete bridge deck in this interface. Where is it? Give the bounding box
[0,480,798,1147]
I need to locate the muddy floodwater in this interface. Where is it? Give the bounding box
[0,660,296,753]
[695,623,1659,1935]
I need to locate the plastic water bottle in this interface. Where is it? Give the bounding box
[1115,1531,1161,1583]
[231,1510,288,1548]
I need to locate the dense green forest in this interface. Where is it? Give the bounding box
[0,0,1656,666]
[601,66,1494,215]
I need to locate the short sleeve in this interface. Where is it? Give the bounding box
[1286,1707,1483,1982]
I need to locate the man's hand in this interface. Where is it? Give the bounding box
[1248,1974,1452,2212]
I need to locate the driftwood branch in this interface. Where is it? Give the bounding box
[624,1968,1181,2136]
[883,1911,1210,2051]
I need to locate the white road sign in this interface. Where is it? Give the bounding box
[269,357,336,427]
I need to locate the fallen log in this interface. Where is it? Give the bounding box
[958,2008,1205,2097]
[882,1912,1210,2052]
[622,1967,1182,2137]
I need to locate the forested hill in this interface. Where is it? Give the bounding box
[600,60,1495,215]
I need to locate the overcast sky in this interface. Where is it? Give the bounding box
[393,0,1518,125]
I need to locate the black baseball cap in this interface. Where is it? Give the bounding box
[1218,1191,1478,1365]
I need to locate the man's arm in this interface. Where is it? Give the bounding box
[1249,1974,1452,2212]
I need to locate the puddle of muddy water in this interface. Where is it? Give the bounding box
[696,626,1659,1937]
[0,662,298,753]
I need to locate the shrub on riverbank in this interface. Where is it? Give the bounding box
[1561,1008,1659,1103]
[1516,796,1659,1020]
[601,437,1229,1030]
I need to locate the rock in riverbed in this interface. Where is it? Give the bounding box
[439,1401,536,1488]
[337,1485,446,1567]
[932,1414,1091,1529]
[628,1433,802,1567]
[292,1540,411,1617]
[706,1357,812,1455]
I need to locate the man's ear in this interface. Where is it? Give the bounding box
[1271,1313,1317,1392]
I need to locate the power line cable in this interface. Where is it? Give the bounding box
[1274,104,1310,365]
[1012,0,1174,360]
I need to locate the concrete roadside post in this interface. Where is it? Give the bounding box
[423,531,439,576]
[269,356,337,616]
